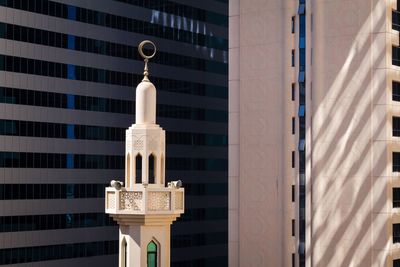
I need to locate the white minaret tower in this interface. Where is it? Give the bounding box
[105,40,184,267]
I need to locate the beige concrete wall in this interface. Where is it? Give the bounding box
[230,0,397,266]
[310,0,394,266]
[229,0,297,266]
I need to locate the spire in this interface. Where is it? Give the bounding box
[138,40,156,82]
[135,40,157,125]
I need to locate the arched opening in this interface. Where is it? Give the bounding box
[147,241,158,267]
[121,238,127,267]
[160,155,164,185]
[126,153,130,187]
[135,154,142,184]
[149,154,156,184]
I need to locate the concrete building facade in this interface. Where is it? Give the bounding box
[229,0,400,266]
[0,0,228,266]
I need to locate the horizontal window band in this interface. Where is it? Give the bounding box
[113,0,228,27]
[0,183,227,200]
[0,55,227,99]
[171,231,227,248]
[0,0,227,50]
[0,119,227,145]
[0,86,228,120]
[0,208,226,234]
[0,22,227,75]
[0,152,227,171]
[0,240,118,265]
[0,212,116,233]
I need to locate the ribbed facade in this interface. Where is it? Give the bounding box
[0,0,228,266]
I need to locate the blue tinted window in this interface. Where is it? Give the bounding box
[67,124,75,139]
[67,95,75,109]
[299,49,306,70]
[299,15,306,37]
[300,37,305,49]
[67,64,75,80]
[298,139,305,151]
[67,35,75,49]
[67,94,75,109]
[298,105,305,117]
[298,71,305,83]
[67,154,74,168]
[298,4,305,15]
[67,5,76,20]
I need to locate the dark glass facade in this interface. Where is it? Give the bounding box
[0,0,227,266]
[298,0,306,266]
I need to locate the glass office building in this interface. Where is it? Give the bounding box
[0,0,228,266]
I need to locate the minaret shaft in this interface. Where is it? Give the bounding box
[105,41,184,267]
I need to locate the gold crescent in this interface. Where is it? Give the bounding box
[138,40,156,60]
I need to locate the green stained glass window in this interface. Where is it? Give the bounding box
[147,241,157,267]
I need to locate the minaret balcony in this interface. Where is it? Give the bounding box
[105,186,184,216]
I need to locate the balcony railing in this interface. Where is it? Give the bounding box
[105,187,184,215]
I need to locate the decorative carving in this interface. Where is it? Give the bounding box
[107,192,116,209]
[148,135,159,151]
[133,135,144,150]
[175,191,184,210]
[148,192,170,211]
[120,191,143,211]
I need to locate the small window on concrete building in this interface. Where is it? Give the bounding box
[292,117,296,135]
[292,50,295,67]
[394,188,400,208]
[393,152,400,172]
[292,253,295,267]
[394,224,400,243]
[292,185,295,202]
[393,81,400,101]
[394,259,400,267]
[291,16,296,33]
[292,83,295,101]
[292,219,295,236]
[292,151,295,168]
[394,117,400,137]
[393,46,400,66]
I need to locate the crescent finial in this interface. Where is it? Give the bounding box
[138,40,157,82]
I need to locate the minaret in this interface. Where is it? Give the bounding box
[105,40,184,267]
